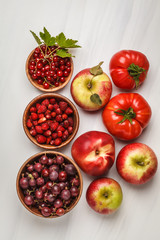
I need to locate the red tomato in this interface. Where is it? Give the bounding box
[102,93,151,140]
[109,50,149,89]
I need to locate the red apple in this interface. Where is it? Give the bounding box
[70,62,112,111]
[116,143,158,184]
[71,131,115,176]
[86,178,123,215]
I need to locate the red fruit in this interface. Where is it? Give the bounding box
[35,125,43,134]
[52,132,58,139]
[53,103,59,109]
[50,122,59,131]
[46,114,52,119]
[36,135,46,144]
[50,98,56,104]
[41,123,49,131]
[64,130,69,136]
[36,103,41,109]
[68,117,74,126]
[57,125,65,132]
[56,115,62,122]
[50,140,55,145]
[65,107,73,115]
[30,128,37,136]
[51,112,56,118]
[59,101,68,111]
[57,131,63,137]
[30,107,37,113]
[26,119,32,128]
[46,136,52,144]
[42,168,49,177]
[62,134,68,141]
[38,113,44,119]
[55,138,62,146]
[48,104,54,111]
[56,208,65,216]
[63,120,69,128]
[37,105,47,113]
[68,126,73,134]
[62,114,68,120]
[38,117,47,124]
[56,108,62,115]
[42,99,50,106]
[31,112,38,120]
[33,120,38,126]
[44,130,52,137]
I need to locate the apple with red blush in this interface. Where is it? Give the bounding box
[116,143,158,185]
[71,131,115,176]
[70,62,112,111]
[86,178,123,214]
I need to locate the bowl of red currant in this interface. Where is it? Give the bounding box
[23,93,79,149]
[16,151,83,217]
[26,28,81,92]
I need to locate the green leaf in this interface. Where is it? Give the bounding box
[90,94,102,105]
[56,32,66,47]
[30,30,42,45]
[56,32,81,48]
[48,37,56,46]
[90,61,104,76]
[39,27,53,46]
[56,49,72,58]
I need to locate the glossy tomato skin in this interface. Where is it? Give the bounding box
[109,50,149,90]
[102,93,151,141]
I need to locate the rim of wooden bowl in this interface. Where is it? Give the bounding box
[25,47,73,92]
[16,151,83,218]
[23,93,79,149]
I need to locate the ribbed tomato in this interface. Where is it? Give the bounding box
[109,50,149,90]
[102,93,151,140]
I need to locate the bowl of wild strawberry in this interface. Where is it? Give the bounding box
[16,151,83,218]
[23,93,79,149]
[26,28,81,92]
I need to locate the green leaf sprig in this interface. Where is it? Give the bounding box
[30,27,81,58]
[88,62,104,105]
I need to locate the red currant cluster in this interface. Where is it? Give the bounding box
[19,154,80,217]
[28,45,72,89]
[26,97,74,146]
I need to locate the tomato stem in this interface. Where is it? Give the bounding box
[114,107,136,124]
[128,63,146,89]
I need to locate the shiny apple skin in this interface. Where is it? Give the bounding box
[86,178,123,214]
[70,68,112,111]
[71,131,115,176]
[116,143,158,184]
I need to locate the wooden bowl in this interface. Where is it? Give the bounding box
[16,151,83,218]
[23,93,79,149]
[26,47,73,92]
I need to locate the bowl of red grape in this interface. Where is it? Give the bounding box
[16,151,83,218]
[23,93,79,149]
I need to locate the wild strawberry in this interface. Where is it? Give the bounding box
[48,104,54,111]
[65,107,73,115]
[45,110,51,115]
[38,117,47,124]
[36,135,46,144]
[50,122,59,131]
[46,136,52,144]
[51,112,56,118]
[52,132,58,139]
[56,108,62,115]
[35,125,43,134]
[36,103,41,109]
[62,114,68,120]
[57,131,63,137]
[68,126,73,134]
[59,101,68,111]
[50,140,55,145]
[33,120,38,126]
[30,128,37,136]
[30,107,37,113]
[63,120,69,128]
[68,117,74,126]
[26,119,32,128]
[54,138,62,146]
[56,115,62,122]
[44,130,52,137]
[56,125,65,132]
[53,103,59,110]
[41,123,49,131]
[50,98,56,104]
[46,114,52,119]
[38,113,44,119]
[31,112,38,120]
[64,130,69,137]
[37,105,47,113]
[41,98,50,106]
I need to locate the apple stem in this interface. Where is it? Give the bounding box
[95,150,99,155]
[103,192,108,198]
[87,82,92,89]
